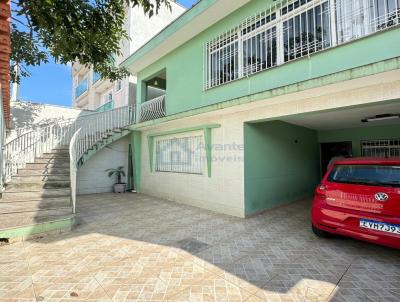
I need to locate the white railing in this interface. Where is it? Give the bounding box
[69,105,135,210]
[69,129,80,214]
[204,0,400,89]
[2,119,79,184]
[73,105,134,159]
[140,95,166,122]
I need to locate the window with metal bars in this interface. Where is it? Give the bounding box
[155,135,203,174]
[336,0,400,43]
[361,139,400,158]
[204,0,400,90]
[208,33,239,87]
[243,26,277,76]
[283,1,331,62]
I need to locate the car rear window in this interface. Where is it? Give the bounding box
[327,164,400,187]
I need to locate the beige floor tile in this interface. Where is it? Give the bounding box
[1,194,398,301]
[164,272,254,302]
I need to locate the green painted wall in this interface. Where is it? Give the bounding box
[131,131,142,192]
[318,124,400,156]
[137,0,400,116]
[244,121,320,216]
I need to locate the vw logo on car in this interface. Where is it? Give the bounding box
[374,192,389,202]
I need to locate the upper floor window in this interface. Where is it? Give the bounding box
[204,0,400,90]
[336,0,400,43]
[206,30,239,87]
[116,80,122,92]
[242,13,277,76]
[283,1,331,62]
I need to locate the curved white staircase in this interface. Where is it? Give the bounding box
[0,106,135,240]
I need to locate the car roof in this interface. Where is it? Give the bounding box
[334,157,400,165]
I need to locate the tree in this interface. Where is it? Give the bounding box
[11,0,172,83]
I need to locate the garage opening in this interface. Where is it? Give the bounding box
[244,102,400,217]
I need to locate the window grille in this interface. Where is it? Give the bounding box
[283,1,331,62]
[361,139,400,157]
[204,0,400,90]
[155,135,203,174]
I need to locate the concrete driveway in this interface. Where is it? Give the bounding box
[1,193,399,301]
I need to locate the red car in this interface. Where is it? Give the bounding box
[312,157,400,249]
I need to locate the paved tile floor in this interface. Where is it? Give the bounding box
[1,193,399,302]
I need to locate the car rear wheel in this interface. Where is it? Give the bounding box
[312,224,333,238]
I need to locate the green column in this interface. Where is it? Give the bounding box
[131,131,142,192]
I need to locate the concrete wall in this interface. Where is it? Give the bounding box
[244,121,320,216]
[8,100,91,142]
[77,136,130,195]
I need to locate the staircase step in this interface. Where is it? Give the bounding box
[0,200,71,214]
[53,145,69,149]
[18,167,70,175]
[45,148,69,153]
[0,196,71,204]
[1,188,71,201]
[41,153,70,159]
[12,174,70,182]
[0,207,73,218]
[0,213,74,232]
[25,162,70,169]
[34,158,70,164]
[5,180,71,191]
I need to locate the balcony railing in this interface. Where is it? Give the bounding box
[96,100,114,112]
[140,95,166,122]
[93,71,101,84]
[75,77,88,98]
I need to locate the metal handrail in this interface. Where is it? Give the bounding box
[2,119,79,184]
[69,128,81,214]
[140,95,166,122]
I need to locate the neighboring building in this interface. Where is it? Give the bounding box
[121,0,400,217]
[72,2,185,111]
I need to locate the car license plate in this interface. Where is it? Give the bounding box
[360,219,400,235]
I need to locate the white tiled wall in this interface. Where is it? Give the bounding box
[140,113,246,218]
[77,136,130,195]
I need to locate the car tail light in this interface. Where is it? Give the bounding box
[315,184,327,200]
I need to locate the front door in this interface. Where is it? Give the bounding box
[320,141,353,176]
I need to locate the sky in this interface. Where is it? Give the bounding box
[17,0,198,107]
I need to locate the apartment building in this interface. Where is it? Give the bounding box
[72,2,185,111]
[121,0,400,217]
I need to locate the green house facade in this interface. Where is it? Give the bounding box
[123,0,400,217]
